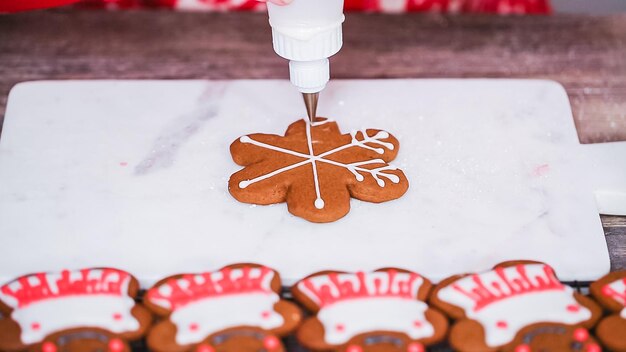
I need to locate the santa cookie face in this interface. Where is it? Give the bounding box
[430,261,602,352]
[292,269,448,352]
[590,271,626,352]
[143,264,302,352]
[0,268,152,352]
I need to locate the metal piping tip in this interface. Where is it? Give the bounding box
[303,92,319,123]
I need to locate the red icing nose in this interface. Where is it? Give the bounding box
[108,338,125,352]
[407,342,424,352]
[42,342,57,352]
[263,336,281,351]
[195,344,215,352]
[346,345,363,352]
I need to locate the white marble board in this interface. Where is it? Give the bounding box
[1,80,625,285]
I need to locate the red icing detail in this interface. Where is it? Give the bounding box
[261,310,271,319]
[335,323,345,332]
[113,313,123,321]
[42,342,57,352]
[407,342,424,352]
[586,343,602,352]
[602,282,626,306]
[346,345,363,352]
[189,323,199,331]
[119,162,128,167]
[451,264,564,312]
[195,344,215,352]
[496,320,508,329]
[0,269,131,309]
[532,164,550,177]
[514,345,531,352]
[299,270,422,308]
[31,322,40,330]
[567,304,581,312]
[573,328,589,342]
[145,266,274,311]
[108,338,125,352]
[262,336,280,351]
[413,320,423,327]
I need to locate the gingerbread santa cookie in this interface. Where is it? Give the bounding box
[229,118,409,223]
[143,264,302,352]
[0,268,152,352]
[430,261,602,352]
[292,269,448,352]
[590,271,626,351]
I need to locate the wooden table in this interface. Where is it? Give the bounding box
[0,10,625,270]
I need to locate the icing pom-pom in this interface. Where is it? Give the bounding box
[108,338,125,352]
[407,342,424,352]
[573,328,589,342]
[195,344,215,352]
[346,345,363,352]
[42,342,57,352]
[514,345,531,352]
[586,343,602,352]
[263,336,280,351]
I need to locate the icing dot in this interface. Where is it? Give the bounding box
[263,336,280,351]
[195,344,215,352]
[108,338,125,352]
[567,304,580,312]
[587,343,602,352]
[189,323,199,332]
[514,345,531,352]
[31,322,40,330]
[573,328,589,342]
[355,174,364,181]
[413,320,423,328]
[240,136,252,143]
[261,310,271,319]
[315,198,325,209]
[496,321,508,329]
[407,342,424,352]
[346,345,363,352]
[335,323,345,332]
[112,313,123,321]
[42,342,57,352]
[239,180,251,189]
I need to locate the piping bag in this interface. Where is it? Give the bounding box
[266,0,345,121]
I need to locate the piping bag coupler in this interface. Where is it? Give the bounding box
[267,0,345,120]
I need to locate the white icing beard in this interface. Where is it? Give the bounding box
[437,265,591,347]
[317,298,434,345]
[170,293,283,345]
[11,295,139,344]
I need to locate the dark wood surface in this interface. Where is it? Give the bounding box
[0,10,625,270]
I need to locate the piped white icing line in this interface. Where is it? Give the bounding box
[238,119,400,209]
[437,264,591,347]
[297,271,433,344]
[601,276,626,319]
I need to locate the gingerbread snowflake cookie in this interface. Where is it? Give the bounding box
[430,261,602,352]
[228,118,409,223]
[590,271,626,351]
[0,268,152,352]
[292,269,448,351]
[143,264,302,352]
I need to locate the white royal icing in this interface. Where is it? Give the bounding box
[437,264,591,347]
[238,119,399,210]
[297,271,433,345]
[602,277,626,319]
[170,292,283,345]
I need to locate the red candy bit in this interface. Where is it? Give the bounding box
[573,328,589,342]
[496,320,508,329]
[189,322,199,331]
[261,310,271,319]
[335,323,345,332]
[31,322,41,330]
[412,320,423,327]
[586,343,602,352]
[112,313,123,321]
[195,344,215,352]
[514,345,531,352]
[567,304,581,312]
[263,336,281,351]
[42,342,57,352]
[407,342,424,352]
[108,338,125,352]
[346,345,363,352]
